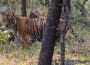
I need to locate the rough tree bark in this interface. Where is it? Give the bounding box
[38,0,63,65]
[21,0,27,16]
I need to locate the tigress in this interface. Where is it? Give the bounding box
[1,12,46,45]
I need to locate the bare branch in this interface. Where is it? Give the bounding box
[82,0,88,6]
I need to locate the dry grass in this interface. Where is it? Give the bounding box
[0,40,90,65]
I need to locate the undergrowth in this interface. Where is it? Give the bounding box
[0,17,90,65]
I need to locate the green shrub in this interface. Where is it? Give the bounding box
[0,29,13,44]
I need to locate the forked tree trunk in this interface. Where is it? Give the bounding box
[21,0,27,16]
[38,0,63,65]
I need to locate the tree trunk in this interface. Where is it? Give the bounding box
[59,34,65,65]
[59,0,71,65]
[21,0,27,16]
[38,0,63,65]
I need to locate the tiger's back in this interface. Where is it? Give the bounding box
[26,16,46,42]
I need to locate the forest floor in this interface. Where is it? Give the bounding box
[0,38,90,65]
[0,17,90,65]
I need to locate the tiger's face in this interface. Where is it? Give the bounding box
[2,13,16,28]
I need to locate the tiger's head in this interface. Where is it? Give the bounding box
[1,12,16,28]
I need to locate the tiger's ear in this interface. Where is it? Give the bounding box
[12,12,15,15]
[0,12,6,16]
[7,12,16,17]
[29,11,38,19]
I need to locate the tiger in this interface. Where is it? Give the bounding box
[1,12,46,46]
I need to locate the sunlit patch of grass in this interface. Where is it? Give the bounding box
[17,62,27,65]
[0,41,41,65]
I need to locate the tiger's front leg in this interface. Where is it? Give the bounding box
[23,33,32,47]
